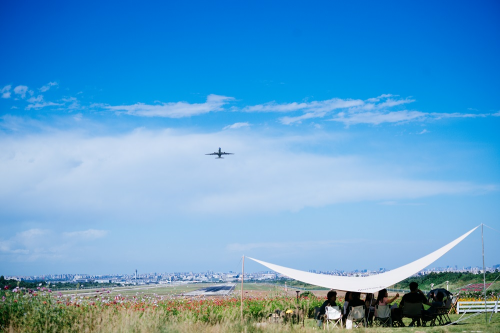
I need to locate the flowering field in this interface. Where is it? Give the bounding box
[0,286,327,332]
[2,285,499,332]
[461,283,493,292]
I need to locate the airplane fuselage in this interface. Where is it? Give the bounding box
[206,147,233,158]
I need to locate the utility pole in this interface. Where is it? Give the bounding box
[482,224,487,324]
[241,255,245,323]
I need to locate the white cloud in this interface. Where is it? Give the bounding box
[0,228,107,261]
[245,98,363,113]
[103,94,234,118]
[1,85,11,99]
[0,129,494,222]
[39,82,58,92]
[245,95,418,125]
[418,129,429,135]
[365,94,395,102]
[62,97,80,110]
[430,112,488,119]
[27,95,44,103]
[331,110,426,125]
[63,229,107,239]
[223,122,250,130]
[493,111,500,117]
[25,102,62,110]
[13,85,29,98]
[377,97,415,108]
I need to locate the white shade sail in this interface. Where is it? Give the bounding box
[249,226,477,293]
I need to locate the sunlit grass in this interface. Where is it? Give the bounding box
[1,286,499,333]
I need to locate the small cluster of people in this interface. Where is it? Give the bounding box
[317,281,447,328]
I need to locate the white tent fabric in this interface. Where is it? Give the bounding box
[249,226,477,293]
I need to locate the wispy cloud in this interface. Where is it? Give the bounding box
[1,85,11,99]
[418,129,429,135]
[25,101,62,110]
[39,82,58,92]
[430,112,489,119]
[243,98,363,113]
[223,122,250,130]
[330,110,426,126]
[13,85,28,99]
[27,95,44,103]
[244,98,364,125]
[0,129,494,221]
[101,94,234,118]
[274,95,415,125]
[63,229,107,240]
[0,229,108,262]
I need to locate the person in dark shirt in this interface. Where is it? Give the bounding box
[317,290,341,327]
[399,282,431,326]
[343,291,352,315]
[423,291,445,316]
[400,282,430,307]
[346,292,365,317]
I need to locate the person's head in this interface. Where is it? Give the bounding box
[345,291,351,302]
[409,282,418,292]
[327,290,337,302]
[436,291,444,301]
[376,289,387,303]
[366,293,373,302]
[352,292,360,300]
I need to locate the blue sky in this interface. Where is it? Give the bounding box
[1,0,499,276]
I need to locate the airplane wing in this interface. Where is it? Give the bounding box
[205,153,218,155]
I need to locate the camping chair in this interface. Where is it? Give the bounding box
[435,306,451,325]
[421,308,438,327]
[448,295,459,314]
[324,306,343,329]
[347,305,366,328]
[268,309,282,323]
[373,304,392,327]
[402,302,423,327]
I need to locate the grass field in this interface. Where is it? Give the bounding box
[2,283,499,333]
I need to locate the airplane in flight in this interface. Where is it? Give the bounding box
[206,147,234,159]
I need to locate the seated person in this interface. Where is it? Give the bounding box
[317,290,341,327]
[345,292,365,317]
[399,282,431,326]
[374,289,399,317]
[365,293,376,324]
[423,291,445,316]
[343,291,351,316]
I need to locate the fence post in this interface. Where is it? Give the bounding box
[457,302,460,314]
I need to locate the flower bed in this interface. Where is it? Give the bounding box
[1,287,329,332]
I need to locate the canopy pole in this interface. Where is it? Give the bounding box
[482,224,487,324]
[241,255,245,323]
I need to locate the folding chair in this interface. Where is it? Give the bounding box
[324,306,343,329]
[373,304,392,327]
[402,302,423,327]
[347,305,366,328]
[448,295,459,314]
[421,309,438,327]
[435,306,451,325]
